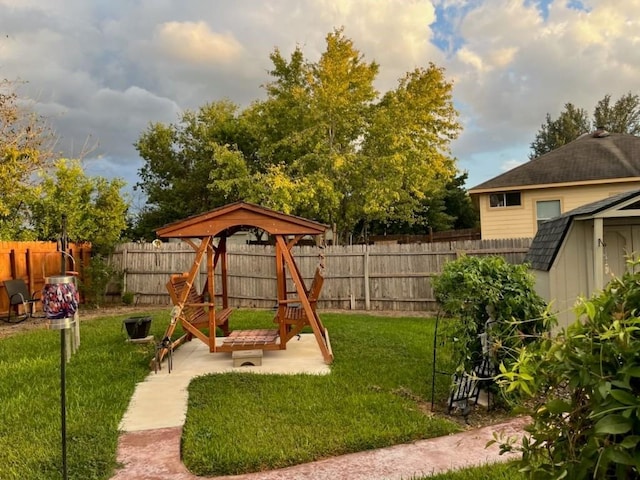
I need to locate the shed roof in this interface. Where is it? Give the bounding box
[525,188,640,271]
[155,202,328,238]
[470,133,640,193]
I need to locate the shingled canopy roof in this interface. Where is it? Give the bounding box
[470,133,640,193]
[525,188,640,271]
[155,201,328,239]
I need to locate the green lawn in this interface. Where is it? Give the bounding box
[182,310,461,475]
[419,461,525,480]
[0,309,508,479]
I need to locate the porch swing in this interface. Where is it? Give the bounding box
[154,202,334,366]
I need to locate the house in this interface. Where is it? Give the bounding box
[468,131,640,239]
[525,188,640,328]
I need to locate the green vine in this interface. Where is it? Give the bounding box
[432,255,551,374]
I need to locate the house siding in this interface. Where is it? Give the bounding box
[478,182,640,239]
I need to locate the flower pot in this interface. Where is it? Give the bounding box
[123,316,152,339]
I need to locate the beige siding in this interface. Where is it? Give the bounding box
[479,181,640,239]
[545,221,593,329]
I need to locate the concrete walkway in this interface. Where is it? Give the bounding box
[112,335,526,480]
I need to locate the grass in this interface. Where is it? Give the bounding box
[182,310,461,476]
[0,310,171,480]
[0,308,508,479]
[418,461,525,479]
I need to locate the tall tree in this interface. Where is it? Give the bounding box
[0,80,58,239]
[593,92,640,135]
[136,29,461,243]
[530,92,640,159]
[135,100,252,233]
[358,64,460,232]
[529,103,590,159]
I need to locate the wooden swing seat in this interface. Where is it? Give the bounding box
[276,265,325,337]
[167,274,231,336]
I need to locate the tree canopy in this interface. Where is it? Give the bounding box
[0,80,130,250]
[0,79,58,239]
[530,92,640,159]
[135,29,465,242]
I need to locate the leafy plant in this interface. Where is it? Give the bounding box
[79,255,122,307]
[121,291,135,305]
[496,260,640,479]
[432,255,551,374]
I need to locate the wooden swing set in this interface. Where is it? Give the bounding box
[154,202,333,365]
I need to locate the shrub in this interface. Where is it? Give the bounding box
[432,255,550,373]
[497,261,640,479]
[79,254,122,307]
[122,291,135,305]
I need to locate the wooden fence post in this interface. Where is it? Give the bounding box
[26,248,34,293]
[9,249,17,279]
[364,247,370,310]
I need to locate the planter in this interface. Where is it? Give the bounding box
[123,316,152,339]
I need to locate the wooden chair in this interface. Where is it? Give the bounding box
[277,265,324,339]
[166,274,232,336]
[3,279,42,323]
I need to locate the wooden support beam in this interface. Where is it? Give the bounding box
[276,236,333,364]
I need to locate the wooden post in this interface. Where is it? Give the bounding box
[9,249,17,279]
[207,240,215,352]
[122,247,128,294]
[26,248,34,293]
[275,237,287,345]
[364,246,370,310]
[219,236,228,308]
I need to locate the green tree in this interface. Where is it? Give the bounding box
[135,29,461,243]
[0,80,58,239]
[366,173,478,236]
[529,103,590,159]
[530,92,640,159]
[594,92,640,135]
[357,64,460,233]
[135,100,252,235]
[30,159,129,254]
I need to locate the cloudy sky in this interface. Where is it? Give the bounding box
[1,0,638,209]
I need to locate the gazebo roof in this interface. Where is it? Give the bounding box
[155,202,328,239]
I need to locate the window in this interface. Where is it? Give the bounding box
[489,192,521,208]
[536,200,561,228]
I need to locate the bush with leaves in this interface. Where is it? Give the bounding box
[79,255,122,308]
[496,262,640,479]
[432,255,550,373]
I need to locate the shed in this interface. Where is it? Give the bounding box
[525,188,640,328]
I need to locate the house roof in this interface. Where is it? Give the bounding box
[155,202,328,238]
[525,188,640,271]
[470,133,640,193]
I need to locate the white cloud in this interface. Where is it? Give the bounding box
[153,21,244,65]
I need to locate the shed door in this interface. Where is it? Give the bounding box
[603,226,640,279]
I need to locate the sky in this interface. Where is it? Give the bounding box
[1,0,639,211]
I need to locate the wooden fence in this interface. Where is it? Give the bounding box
[110,238,533,312]
[0,242,91,314]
